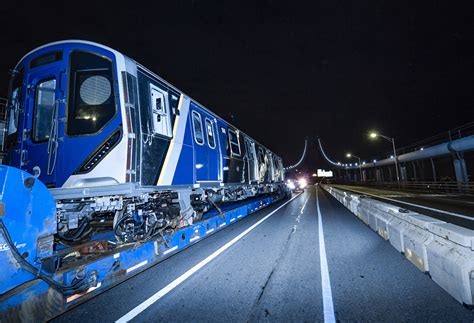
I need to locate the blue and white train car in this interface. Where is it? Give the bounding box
[4,40,285,243]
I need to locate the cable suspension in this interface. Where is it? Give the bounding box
[317,138,341,167]
[284,138,308,170]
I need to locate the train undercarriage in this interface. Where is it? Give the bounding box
[55,183,286,245]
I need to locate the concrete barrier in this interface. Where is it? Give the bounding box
[321,184,474,307]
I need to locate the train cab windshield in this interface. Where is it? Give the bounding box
[67,51,116,136]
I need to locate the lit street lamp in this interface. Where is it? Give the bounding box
[346,153,363,181]
[369,131,400,183]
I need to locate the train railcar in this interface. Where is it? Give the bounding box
[4,40,286,243]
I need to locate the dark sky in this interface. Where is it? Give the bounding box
[1,1,473,173]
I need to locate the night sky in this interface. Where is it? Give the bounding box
[1,1,473,173]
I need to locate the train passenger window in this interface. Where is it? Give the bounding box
[205,118,216,149]
[228,129,241,156]
[192,111,204,145]
[150,84,172,138]
[67,51,116,136]
[33,78,56,142]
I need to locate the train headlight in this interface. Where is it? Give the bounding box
[75,129,122,174]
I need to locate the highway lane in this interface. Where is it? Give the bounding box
[54,186,474,322]
[318,187,473,321]
[331,184,474,229]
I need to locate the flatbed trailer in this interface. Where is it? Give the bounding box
[0,166,286,321]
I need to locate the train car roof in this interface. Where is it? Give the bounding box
[16,40,283,160]
[15,39,124,69]
[136,63,281,158]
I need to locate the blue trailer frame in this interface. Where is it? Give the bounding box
[0,165,283,321]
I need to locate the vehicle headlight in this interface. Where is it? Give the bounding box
[298,178,307,189]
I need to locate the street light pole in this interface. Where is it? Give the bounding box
[390,137,400,183]
[346,153,363,182]
[370,132,400,183]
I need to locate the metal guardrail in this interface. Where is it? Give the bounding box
[335,181,474,195]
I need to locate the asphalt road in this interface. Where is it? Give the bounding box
[53,186,474,322]
[332,184,474,229]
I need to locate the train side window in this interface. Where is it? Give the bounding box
[228,129,241,156]
[205,118,216,149]
[67,51,116,136]
[149,84,172,138]
[32,78,56,142]
[192,111,204,145]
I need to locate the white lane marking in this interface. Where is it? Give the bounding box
[116,193,303,322]
[339,187,474,221]
[300,196,310,214]
[316,186,336,323]
[293,195,310,233]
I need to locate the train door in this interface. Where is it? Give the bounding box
[203,116,220,181]
[257,146,266,183]
[21,66,63,185]
[227,128,244,183]
[217,123,230,183]
[58,50,122,187]
[277,157,284,181]
[191,108,207,182]
[244,137,258,182]
[267,151,275,182]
